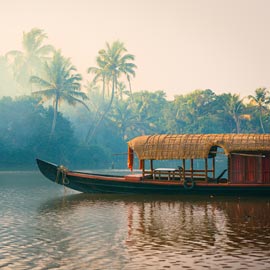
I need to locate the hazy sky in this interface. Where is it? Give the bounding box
[1,0,270,99]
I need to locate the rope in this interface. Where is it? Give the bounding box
[56,165,70,185]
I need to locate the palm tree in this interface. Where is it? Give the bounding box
[129,91,167,135]
[30,50,88,137]
[219,93,245,133]
[248,87,270,133]
[6,28,54,91]
[97,41,136,98]
[108,101,136,140]
[85,41,137,143]
[87,66,107,100]
[116,82,129,100]
[88,41,137,101]
[173,89,220,133]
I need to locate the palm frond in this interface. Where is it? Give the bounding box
[32,88,57,98]
[30,76,54,88]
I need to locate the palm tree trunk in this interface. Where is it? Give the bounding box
[259,107,265,133]
[85,77,115,144]
[127,75,133,100]
[236,118,240,133]
[102,75,105,100]
[50,94,59,138]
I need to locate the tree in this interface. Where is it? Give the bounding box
[108,100,137,140]
[85,41,136,143]
[248,88,270,133]
[0,56,18,97]
[96,41,136,99]
[87,66,107,100]
[218,93,246,133]
[6,28,54,92]
[173,89,221,133]
[129,91,168,135]
[0,96,74,168]
[30,50,88,137]
[116,82,129,100]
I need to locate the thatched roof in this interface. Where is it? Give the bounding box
[128,134,270,160]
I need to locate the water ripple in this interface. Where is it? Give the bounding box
[1,173,270,269]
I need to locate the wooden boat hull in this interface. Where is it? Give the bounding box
[36,159,270,196]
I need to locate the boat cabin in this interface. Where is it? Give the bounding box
[127,134,270,184]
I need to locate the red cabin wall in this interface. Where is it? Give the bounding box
[230,155,245,183]
[229,154,270,184]
[262,155,270,183]
[246,156,259,183]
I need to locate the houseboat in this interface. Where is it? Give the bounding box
[37,134,270,196]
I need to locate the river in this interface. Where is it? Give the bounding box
[0,171,270,270]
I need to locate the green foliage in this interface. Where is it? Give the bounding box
[0,96,108,169]
[171,89,223,133]
[248,88,270,133]
[0,56,18,97]
[127,90,168,135]
[1,86,270,170]
[85,41,137,144]
[30,50,88,137]
[6,28,54,93]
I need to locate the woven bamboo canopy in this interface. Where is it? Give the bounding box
[128,134,270,161]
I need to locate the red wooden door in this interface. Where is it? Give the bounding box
[230,155,245,183]
[230,155,260,184]
[245,156,259,183]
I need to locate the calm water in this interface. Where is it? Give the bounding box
[0,171,270,270]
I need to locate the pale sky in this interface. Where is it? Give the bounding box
[1,0,270,99]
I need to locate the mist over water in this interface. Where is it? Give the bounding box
[0,171,269,270]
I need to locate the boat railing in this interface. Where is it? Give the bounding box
[143,168,215,181]
[153,168,179,180]
[182,169,214,180]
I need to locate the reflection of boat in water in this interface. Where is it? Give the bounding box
[9,193,266,270]
[38,193,270,250]
[37,134,270,196]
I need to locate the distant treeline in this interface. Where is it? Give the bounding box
[0,28,269,169]
[0,87,269,169]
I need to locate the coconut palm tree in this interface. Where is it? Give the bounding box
[108,101,136,140]
[85,41,136,144]
[219,93,246,133]
[30,50,88,137]
[88,41,136,101]
[87,66,107,100]
[6,28,54,92]
[248,87,270,133]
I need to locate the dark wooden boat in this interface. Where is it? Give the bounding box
[36,134,270,196]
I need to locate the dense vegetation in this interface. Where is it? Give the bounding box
[0,28,270,170]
